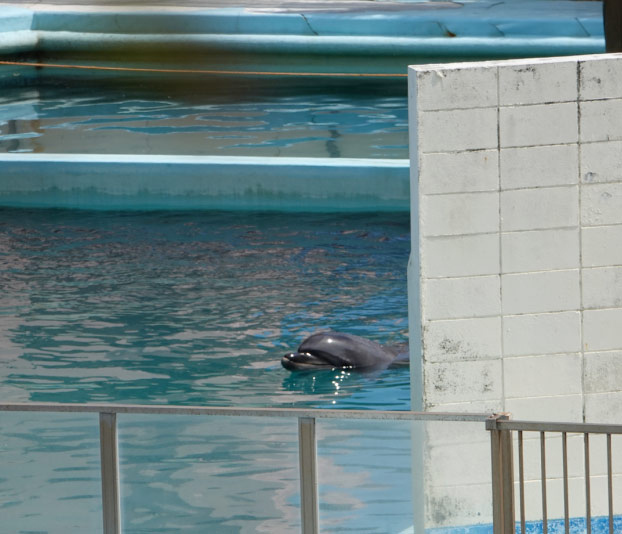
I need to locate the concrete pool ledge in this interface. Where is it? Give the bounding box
[0,154,410,211]
[0,1,605,70]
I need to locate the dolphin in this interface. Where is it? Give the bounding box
[281,331,409,371]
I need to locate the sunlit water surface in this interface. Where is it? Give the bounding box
[0,75,408,159]
[0,208,412,533]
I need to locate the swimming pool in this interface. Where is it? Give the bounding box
[0,74,408,159]
[0,208,413,533]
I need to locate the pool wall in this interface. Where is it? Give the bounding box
[0,1,605,212]
[409,52,622,528]
[0,2,606,73]
[0,154,409,211]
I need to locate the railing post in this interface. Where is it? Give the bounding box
[298,417,319,534]
[487,414,515,534]
[100,412,121,534]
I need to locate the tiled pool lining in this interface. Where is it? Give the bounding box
[0,154,410,211]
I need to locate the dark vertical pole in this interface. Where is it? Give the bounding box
[603,0,622,52]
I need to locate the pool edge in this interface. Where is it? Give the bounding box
[0,154,410,212]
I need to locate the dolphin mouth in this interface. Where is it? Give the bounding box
[281,351,349,371]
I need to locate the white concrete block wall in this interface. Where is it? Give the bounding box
[409,53,622,528]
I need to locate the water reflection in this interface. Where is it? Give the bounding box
[0,208,410,409]
[0,208,412,533]
[0,76,408,158]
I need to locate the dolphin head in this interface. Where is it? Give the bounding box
[281,331,395,371]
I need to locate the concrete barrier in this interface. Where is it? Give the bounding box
[409,52,622,529]
[0,154,409,211]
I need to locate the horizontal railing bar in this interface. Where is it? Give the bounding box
[494,420,622,435]
[0,402,492,422]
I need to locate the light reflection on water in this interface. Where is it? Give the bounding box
[0,76,408,158]
[0,208,412,533]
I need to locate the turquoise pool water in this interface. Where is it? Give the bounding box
[0,75,408,159]
[0,208,412,533]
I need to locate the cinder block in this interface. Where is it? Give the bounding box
[581,182,622,226]
[503,311,582,356]
[584,391,622,423]
[499,102,578,148]
[419,150,498,194]
[516,432,586,481]
[426,400,502,416]
[421,192,499,237]
[582,225,622,267]
[580,99,622,143]
[503,353,582,398]
[423,316,502,362]
[582,432,622,475]
[582,266,622,309]
[499,59,577,106]
[584,351,622,394]
[422,276,500,320]
[583,308,622,352]
[421,234,499,278]
[424,410,497,446]
[500,144,579,189]
[581,141,622,183]
[424,359,502,404]
[502,270,580,315]
[501,186,579,232]
[501,228,580,274]
[505,394,583,422]
[580,55,622,101]
[418,108,498,153]
[415,66,498,111]
[424,483,493,528]
[426,440,491,487]
[520,477,588,521]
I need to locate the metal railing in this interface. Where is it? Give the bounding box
[487,414,622,534]
[5,403,619,534]
[0,402,490,534]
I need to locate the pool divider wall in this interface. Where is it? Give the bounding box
[409,52,622,529]
[0,154,409,211]
[0,3,605,69]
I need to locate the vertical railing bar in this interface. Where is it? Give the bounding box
[488,414,514,534]
[490,428,503,534]
[607,433,613,534]
[501,428,515,534]
[540,431,548,534]
[584,433,591,534]
[562,432,569,534]
[298,417,319,534]
[99,412,121,534]
[518,431,526,534]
